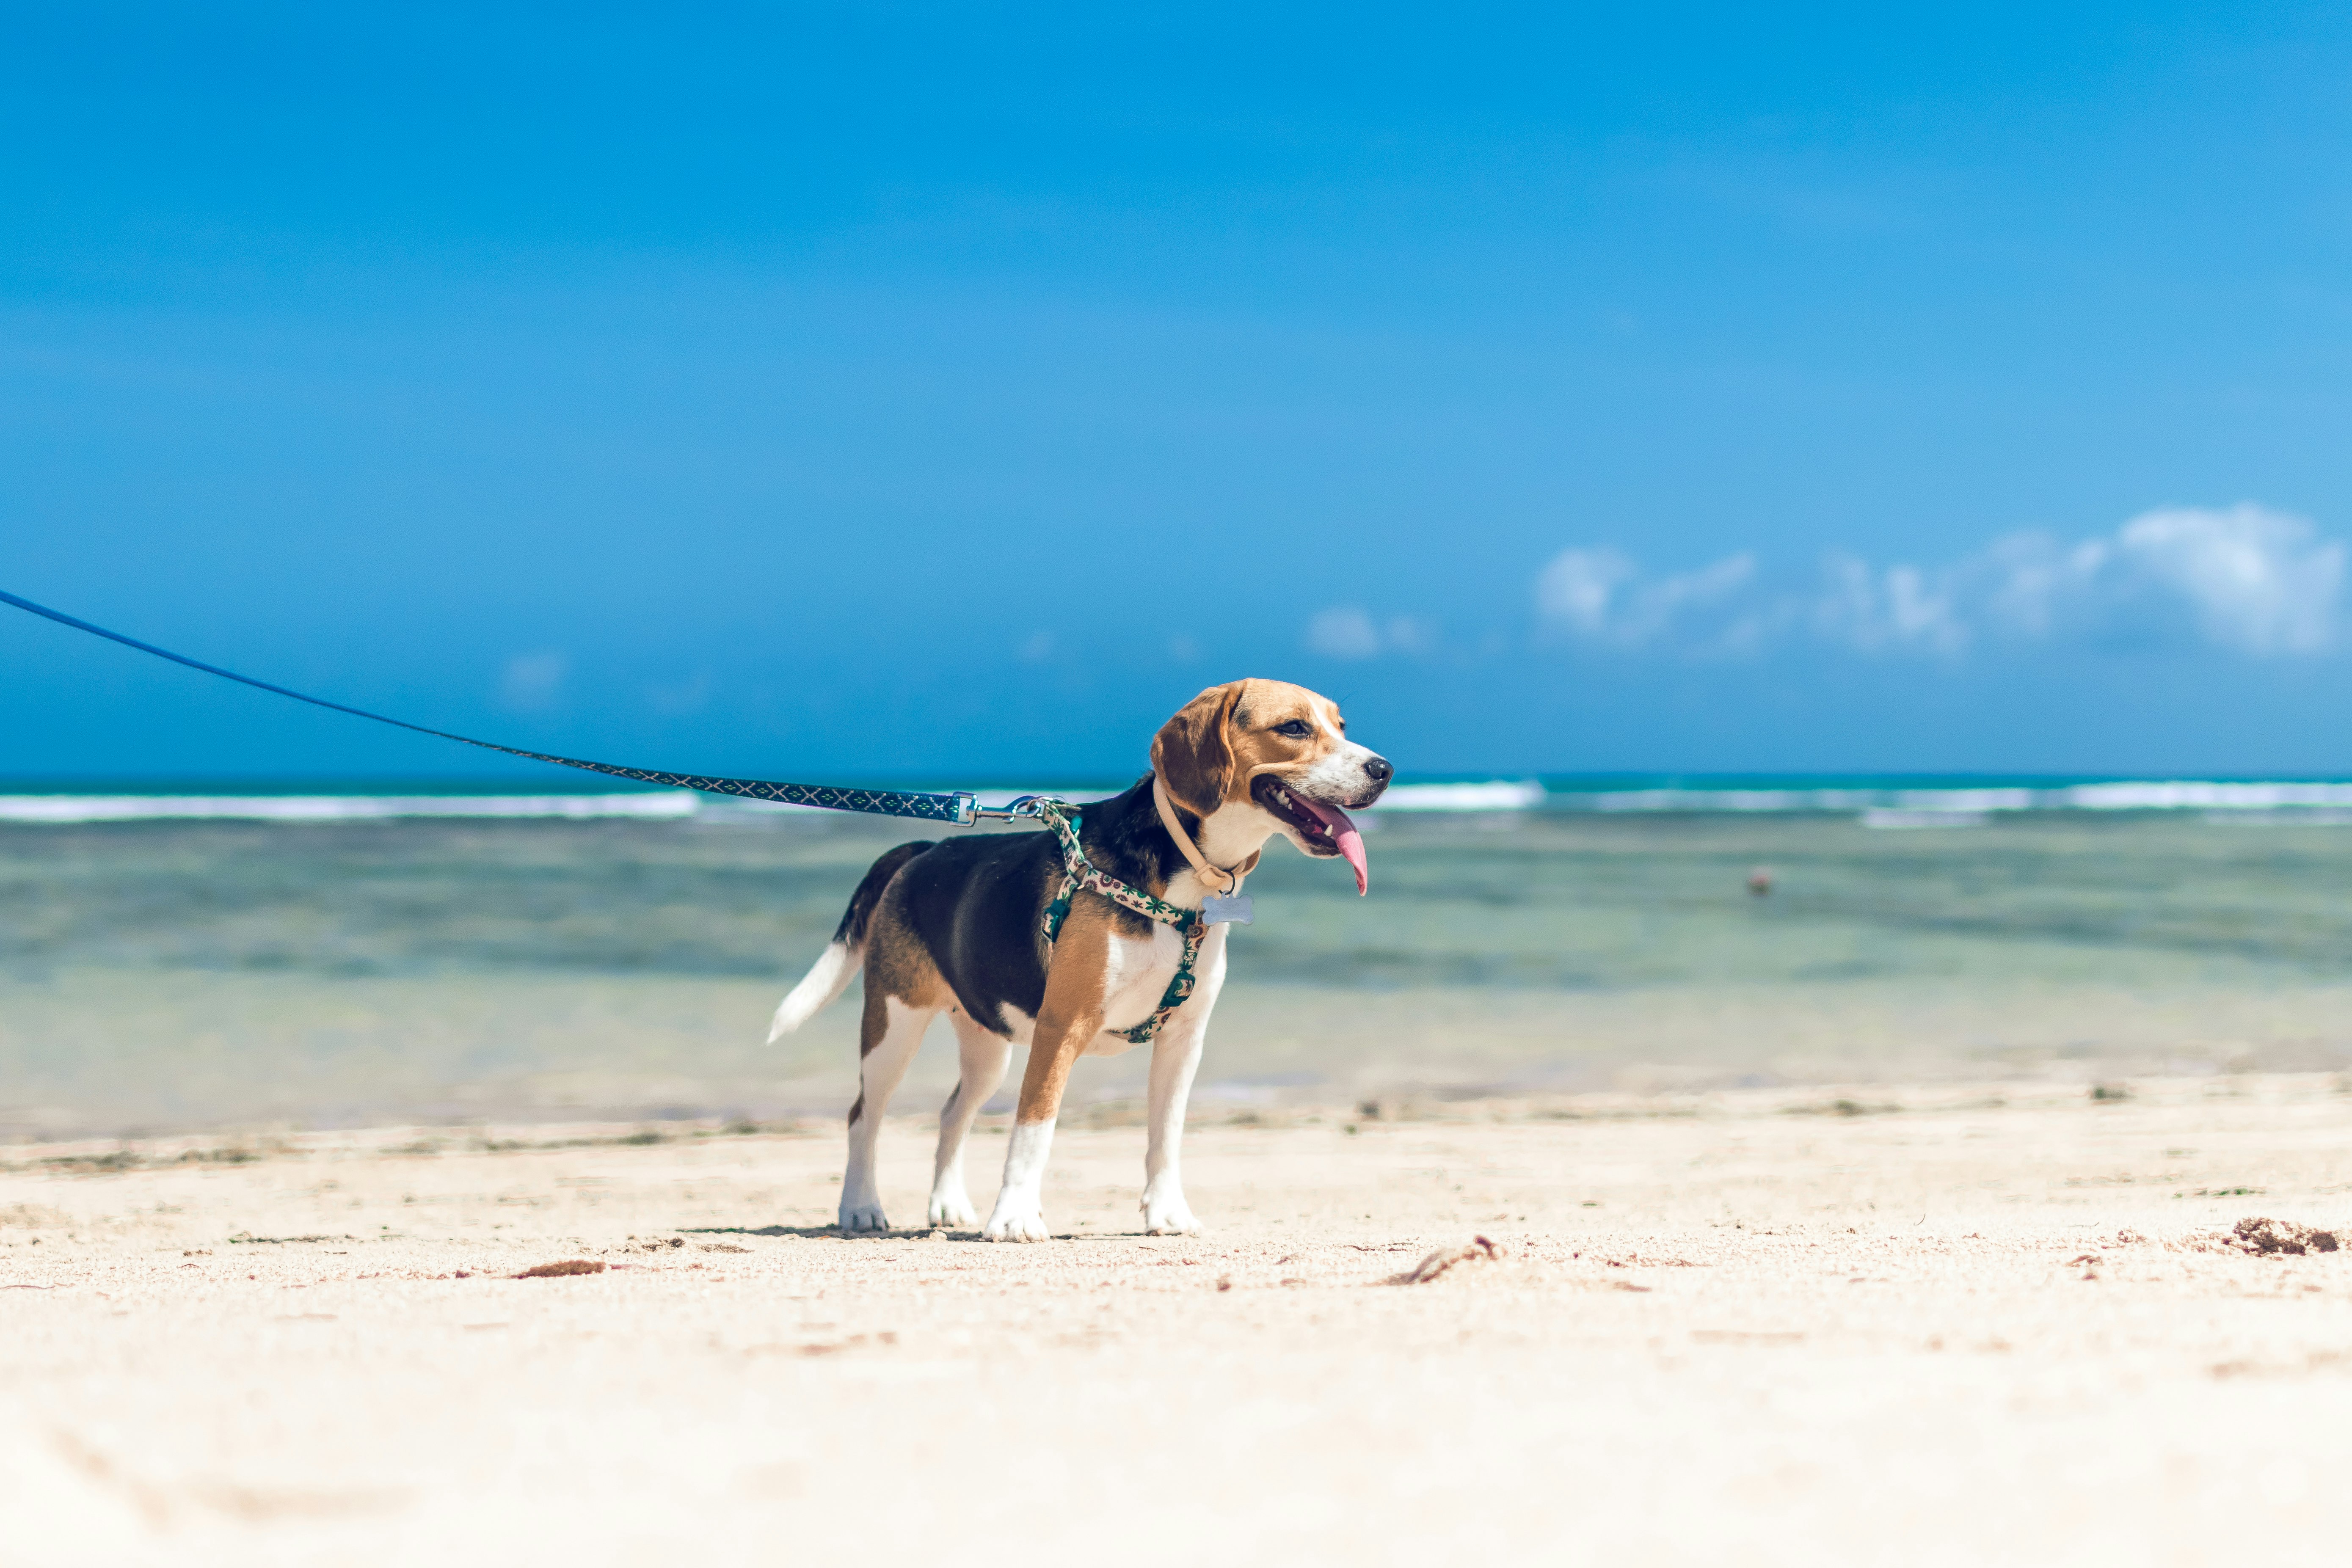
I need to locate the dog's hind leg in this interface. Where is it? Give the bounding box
[928,1011,1012,1229]
[840,989,935,1233]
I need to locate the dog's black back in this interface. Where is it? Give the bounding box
[883,776,1184,1035]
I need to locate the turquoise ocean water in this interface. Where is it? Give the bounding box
[4,776,2350,1137]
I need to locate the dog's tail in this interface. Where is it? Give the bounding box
[767,840,934,1042]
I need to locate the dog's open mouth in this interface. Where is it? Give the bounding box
[1251,775,1370,895]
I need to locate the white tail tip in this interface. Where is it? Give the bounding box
[767,940,858,1041]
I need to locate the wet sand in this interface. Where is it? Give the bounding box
[7,1073,2352,1565]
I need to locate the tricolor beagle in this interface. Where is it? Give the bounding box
[765,679,1392,1240]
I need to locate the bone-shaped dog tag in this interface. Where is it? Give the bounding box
[1202,893,1254,926]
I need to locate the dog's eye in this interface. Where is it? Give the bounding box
[1274,719,1312,739]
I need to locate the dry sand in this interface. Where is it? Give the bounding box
[6,1075,2352,1566]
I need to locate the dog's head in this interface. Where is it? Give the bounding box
[1150,678,1392,893]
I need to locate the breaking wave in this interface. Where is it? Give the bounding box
[6,777,2351,825]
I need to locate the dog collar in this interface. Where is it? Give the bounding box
[1150,774,1258,896]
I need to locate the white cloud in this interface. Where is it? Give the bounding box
[2110,504,2341,655]
[1966,504,2341,656]
[1305,607,1438,660]
[1974,532,2106,638]
[1306,607,1381,659]
[1016,630,1055,663]
[1534,548,1636,636]
[1630,554,1758,641]
[1384,615,1439,654]
[1535,548,1756,648]
[1813,556,1968,656]
[499,651,567,711]
[1533,502,2344,662]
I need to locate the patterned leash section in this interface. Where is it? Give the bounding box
[1034,799,1203,1044]
[0,587,975,824]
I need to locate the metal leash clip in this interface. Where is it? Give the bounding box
[959,793,1051,826]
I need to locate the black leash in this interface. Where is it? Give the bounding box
[0,587,999,825]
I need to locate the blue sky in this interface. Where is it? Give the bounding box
[6,3,2352,781]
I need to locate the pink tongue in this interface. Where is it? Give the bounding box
[1295,795,1369,895]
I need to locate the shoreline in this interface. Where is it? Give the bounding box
[10,1067,2348,1170]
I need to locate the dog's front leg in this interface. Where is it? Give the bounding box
[981,1025,1090,1242]
[1142,930,1223,1236]
[982,907,1108,1243]
[1139,1019,1205,1235]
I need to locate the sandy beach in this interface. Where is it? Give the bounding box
[7,1072,2351,1565]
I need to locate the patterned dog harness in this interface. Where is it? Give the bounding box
[1033,799,1206,1044]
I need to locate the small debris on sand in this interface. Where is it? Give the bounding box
[516,1259,607,1279]
[1389,1235,1504,1285]
[2228,1218,2340,1256]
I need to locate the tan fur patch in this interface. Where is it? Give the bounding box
[856,884,948,1059]
[1012,896,1119,1125]
[1153,678,1352,818]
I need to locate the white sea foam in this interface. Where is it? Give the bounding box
[8,777,2352,825]
[1559,781,2352,817]
[2061,781,2352,811]
[0,793,701,824]
[1369,780,1547,813]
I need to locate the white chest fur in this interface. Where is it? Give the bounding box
[984,922,1225,1055]
[1089,920,1229,1054]
[1084,922,1184,1054]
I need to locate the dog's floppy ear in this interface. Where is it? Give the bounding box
[1152,681,1246,817]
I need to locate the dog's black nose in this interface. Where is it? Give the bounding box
[1363,755,1393,783]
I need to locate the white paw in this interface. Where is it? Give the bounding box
[927,1189,979,1228]
[981,1197,1051,1243]
[1141,1201,1199,1236]
[1141,1180,1199,1236]
[838,1201,891,1233]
